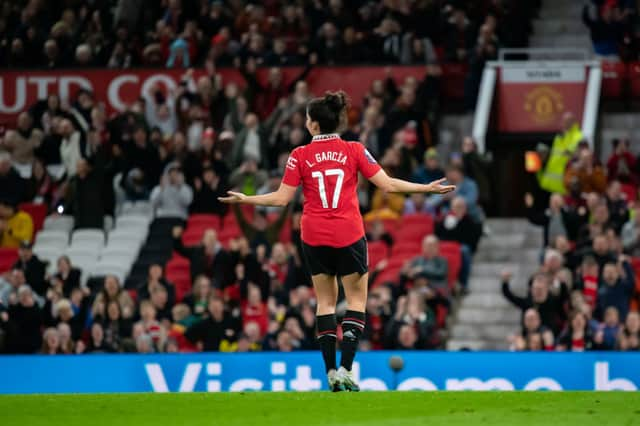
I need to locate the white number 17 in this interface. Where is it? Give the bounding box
[311,169,344,209]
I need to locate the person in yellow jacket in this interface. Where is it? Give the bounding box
[0,199,34,248]
[538,112,584,195]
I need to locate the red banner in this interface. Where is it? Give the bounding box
[0,66,466,126]
[496,67,588,133]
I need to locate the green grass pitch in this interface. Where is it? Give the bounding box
[2,392,639,426]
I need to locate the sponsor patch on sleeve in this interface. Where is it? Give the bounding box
[364,149,377,164]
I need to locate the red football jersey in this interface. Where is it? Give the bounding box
[282,134,381,247]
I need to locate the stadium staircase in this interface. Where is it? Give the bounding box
[446,218,542,350]
[530,0,592,54]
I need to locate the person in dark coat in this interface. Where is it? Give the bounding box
[64,158,104,229]
[5,285,43,353]
[597,259,635,322]
[190,166,229,216]
[435,196,482,290]
[172,226,234,289]
[13,241,47,297]
[501,272,568,335]
[184,296,240,351]
[0,151,26,206]
[137,263,176,307]
[51,255,82,297]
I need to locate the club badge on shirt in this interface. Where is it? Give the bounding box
[364,149,377,164]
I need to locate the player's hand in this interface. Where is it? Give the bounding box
[426,178,456,194]
[218,191,248,204]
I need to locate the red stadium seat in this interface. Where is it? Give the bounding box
[165,255,192,302]
[218,222,242,244]
[621,184,638,202]
[629,62,640,98]
[601,61,626,99]
[390,241,421,262]
[368,240,389,268]
[394,215,434,243]
[0,248,18,273]
[19,202,47,233]
[186,214,221,230]
[439,241,462,289]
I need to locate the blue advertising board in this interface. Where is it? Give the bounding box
[0,351,638,394]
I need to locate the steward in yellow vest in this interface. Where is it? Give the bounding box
[538,113,583,195]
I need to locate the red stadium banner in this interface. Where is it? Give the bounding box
[496,66,588,133]
[0,65,467,126]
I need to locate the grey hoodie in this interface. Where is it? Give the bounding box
[150,162,193,219]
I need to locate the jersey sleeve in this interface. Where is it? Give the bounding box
[282,148,302,187]
[354,143,382,179]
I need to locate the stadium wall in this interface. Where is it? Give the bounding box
[0,352,638,393]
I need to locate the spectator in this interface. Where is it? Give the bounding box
[40,327,62,355]
[0,151,26,206]
[427,165,481,222]
[605,180,629,233]
[384,292,435,349]
[64,158,104,229]
[401,235,448,293]
[582,3,624,58]
[411,148,444,184]
[58,119,84,178]
[190,166,229,216]
[50,255,82,297]
[462,137,492,207]
[233,204,291,249]
[618,311,640,351]
[172,226,234,288]
[525,193,581,247]
[556,310,594,351]
[607,139,637,184]
[597,259,635,321]
[564,147,607,197]
[594,306,622,350]
[229,158,268,196]
[25,158,56,207]
[84,323,114,353]
[5,285,43,353]
[100,300,132,352]
[435,196,482,290]
[12,241,47,297]
[184,295,240,352]
[150,162,193,220]
[137,264,176,307]
[511,308,554,351]
[444,8,475,63]
[501,271,568,334]
[56,323,75,354]
[121,126,162,200]
[0,199,34,248]
[181,275,213,318]
[621,202,640,256]
[91,275,135,320]
[1,112,43,170]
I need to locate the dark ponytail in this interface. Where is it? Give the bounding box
[306,90,349,134]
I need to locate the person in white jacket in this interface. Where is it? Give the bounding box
[150,162,193,220]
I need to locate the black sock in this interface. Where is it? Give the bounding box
[316,314,337,373]
[340,310,365,371]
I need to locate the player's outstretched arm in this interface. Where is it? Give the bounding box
[368,169,456,194]
[218,182,297,207]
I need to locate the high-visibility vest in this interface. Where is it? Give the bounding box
[538,124,583,194]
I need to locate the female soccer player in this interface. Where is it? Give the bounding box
[219,91,455,391]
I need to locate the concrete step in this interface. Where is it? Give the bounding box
[450,323,515,341]
[474,247,540,263]
[459,292,513,309]
[539,3,584,20]
[456,308,520,325]
[467,277,528,294]
[530,34,592,49]
[533,19,586,35]
[469,262,520,278]
[446,339,489,351]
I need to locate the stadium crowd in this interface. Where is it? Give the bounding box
[582,0,640,61]
[504,114,640,352]
[0,0,514,355]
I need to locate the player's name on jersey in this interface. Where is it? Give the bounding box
[313,151,348,165]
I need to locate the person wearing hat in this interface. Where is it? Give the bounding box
[412,147,445,184]
[12,241,47,297]
[0,199,34,248]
